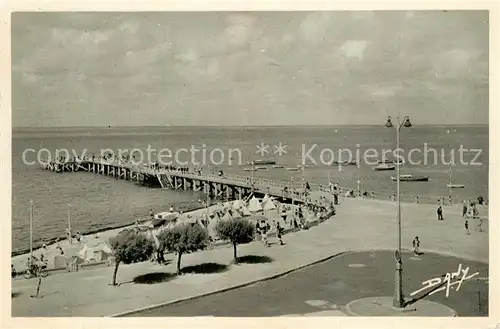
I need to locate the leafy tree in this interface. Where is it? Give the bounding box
[109,229,155,286]
[27,256,47,298]
[215,218,255,263]
[158,223,208,274]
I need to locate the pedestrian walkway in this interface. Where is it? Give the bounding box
[11,197,488,317]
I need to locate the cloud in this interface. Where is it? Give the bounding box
[299,12,333,44]
[11,11,489,127]
[224,14,258,47]
[433,48,483,77]
[339,40,368,60]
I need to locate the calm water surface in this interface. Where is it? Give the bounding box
[12,125,488,254]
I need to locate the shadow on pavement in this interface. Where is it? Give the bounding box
[181,263,229,274]
[237,255,274,264]
[133,272,177,284]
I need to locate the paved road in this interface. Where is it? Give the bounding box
[129,251,488,317]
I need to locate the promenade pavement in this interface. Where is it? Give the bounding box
[11,196,488,317]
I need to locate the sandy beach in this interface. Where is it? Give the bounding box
[11,201,231,272]
[11,194,329,273]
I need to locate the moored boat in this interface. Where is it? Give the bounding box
[334,160,358,166]
[248,159,276,165]
[272,164,284,168]
[377,159,405,165]
[243,167,258,172]
[391,174,429,182]
[285,167,299,171]
[373,163,396,171]
[446,183,466,189]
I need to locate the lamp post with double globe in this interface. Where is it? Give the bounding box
[385,115,412,308]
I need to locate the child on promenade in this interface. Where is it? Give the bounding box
[465,219,470,235]
[462,201,468,218]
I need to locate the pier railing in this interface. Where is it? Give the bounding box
[43,158,487,207]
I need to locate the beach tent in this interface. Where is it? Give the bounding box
[207,216,220,238]
[78,245,90,260]
[221,211,232,221]
[240,205,252,217]
[262,198,277,211]
[248,196,262,213]
[78,244,112,263]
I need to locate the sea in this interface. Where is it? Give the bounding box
[11,125,488,255]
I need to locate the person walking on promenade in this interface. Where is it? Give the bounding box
[437,204,444,220]
[472,203,479,219]
[477,217,484,233]
[465,219,470,235]
[462,201,468,218]
[276,222,284,246]
[412,236,420,256]
[261,227,268,247]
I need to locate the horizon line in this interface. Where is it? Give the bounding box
[12,123,489,130]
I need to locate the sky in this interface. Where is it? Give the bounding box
[11,11,489,127]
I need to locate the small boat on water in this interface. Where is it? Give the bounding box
[335,160,358,166]
[378,159,405,165]
[248,159,276,165]
[272,164,284,168]
[285,167,299,171]
[243,167,258,172]
[255,166,267,170]
[373,163,396,171]
[447,183,466,189]
[391,174,429,182]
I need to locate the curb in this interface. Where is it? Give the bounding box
[109,247,487,317]
[110,251,348,317]
[344,297,458,317]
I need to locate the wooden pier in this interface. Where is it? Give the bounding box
[40,159,319,204]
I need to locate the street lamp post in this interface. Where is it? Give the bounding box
[385,115,412,308]
[251,161,255,194]
[290,175,295,222]
[29,200,33,261]
[67,204,72,245]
